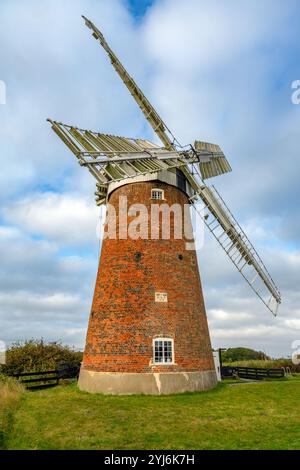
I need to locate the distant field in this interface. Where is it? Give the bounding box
[2,377,300,450]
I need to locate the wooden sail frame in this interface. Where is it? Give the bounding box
[47,16,282,316]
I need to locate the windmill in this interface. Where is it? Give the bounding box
[47,17,281,395]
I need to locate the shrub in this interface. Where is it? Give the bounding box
[222,347,269,363]
[0,340,83,376]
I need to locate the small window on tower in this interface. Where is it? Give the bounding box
[151,189,164,200]
[153,338,174,364]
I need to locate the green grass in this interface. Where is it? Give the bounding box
[0,375,24,450]
[4,378,300,450]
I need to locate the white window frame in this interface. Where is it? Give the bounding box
[151,188,164,200]
[153,338,174,365]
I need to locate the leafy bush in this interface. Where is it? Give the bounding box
[0,340,83,375]
[222,347,269,363]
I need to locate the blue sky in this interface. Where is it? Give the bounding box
[128,0,155,17]
[0,0,300,357]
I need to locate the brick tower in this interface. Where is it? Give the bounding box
[48,16,281,394]
[78,179,217,394]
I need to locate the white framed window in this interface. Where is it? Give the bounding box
[153,338,174,364]
[151,188,164,200]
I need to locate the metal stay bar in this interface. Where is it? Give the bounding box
[79,150,197,165]
[79,153,199,186]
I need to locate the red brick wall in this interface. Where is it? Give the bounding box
[82,181,215,373]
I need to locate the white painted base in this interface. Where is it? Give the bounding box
[78,369,218,395]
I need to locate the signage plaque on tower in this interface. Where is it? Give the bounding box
[155,292,168,303]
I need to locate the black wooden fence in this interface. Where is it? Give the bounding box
[11,370,59,390]
[221,366,285,380]
[10,362,80,390]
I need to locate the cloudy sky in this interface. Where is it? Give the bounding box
[0,0,299,357]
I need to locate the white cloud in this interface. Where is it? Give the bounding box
[3,192,99,246]
[144,0,294,71]
[0,226,23,241]
[0,292,82,316]
[210,309,253,322]
[212,325,281,340]
[285,319,300,331]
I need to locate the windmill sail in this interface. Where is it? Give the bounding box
[191,186,281,315]
[194,141,232,179]
[82,15,174,151]
[81,16,202,191]
[48,120,281,315]
[48,17,281,315]
[82,16,233,184]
